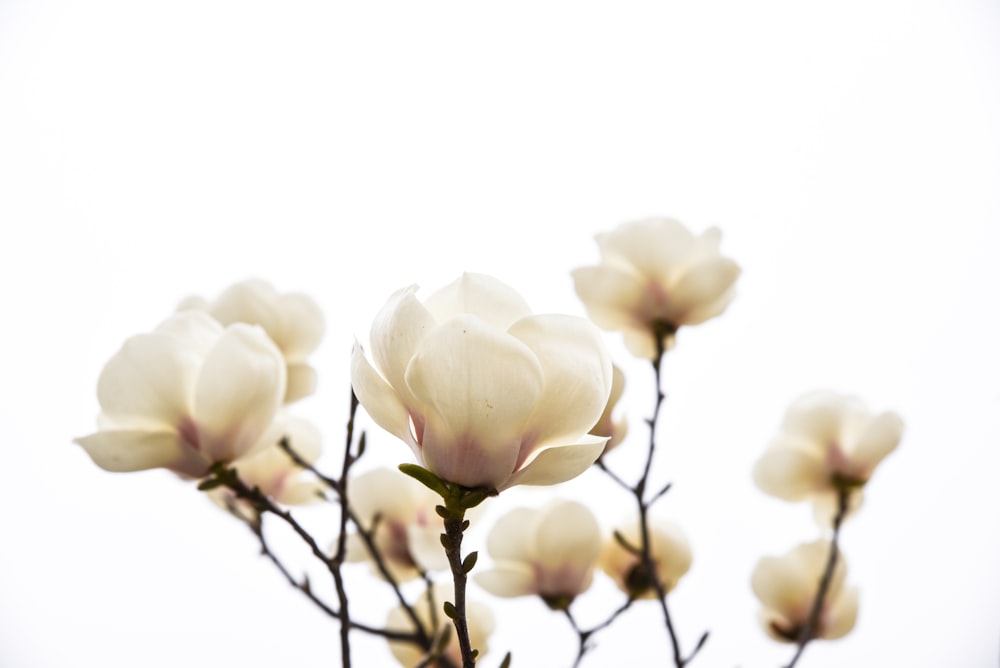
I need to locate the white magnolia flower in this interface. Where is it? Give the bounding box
[179,279,324,403]
[386,583,495,668]
[75,311,286,478]
[751,540,858,643]
[352,273,613,491]
[209,416,324,518]
[589,363,628,455]
[753,390,904,524]
[572,218,741,359]
[476,500,601,609]
[344,467,449,581]
[600,518,692,599]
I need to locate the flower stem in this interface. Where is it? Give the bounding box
[784,487,850,668]
[442,503,476,668]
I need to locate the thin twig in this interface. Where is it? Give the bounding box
[784,488,850,668]
[564,597,636,668]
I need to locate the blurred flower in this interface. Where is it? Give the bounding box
[600,517,691,599]
[179,279,324,403]
[572,218,740,359]
[589,363,628,455]
[208,416,324,520]
[753,390,903,524]
[75,311,286,478]
[344,467,449,581]
[352,273,612,491]
[476,500,601,609]
[386,583,495,668]
[751,540,858,643]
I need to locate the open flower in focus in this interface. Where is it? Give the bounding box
[208,416,324,520]
[753,390,904,524]
[751,540,858,643]
[600,517,692,599]
[589,363,628,455]
[179,279,324,403]
[386,583,495,668]
[75,311,286,478]
[344,467,449,581]
[572,218,740,359]
[476,499,601,610]
[352,273,613,491]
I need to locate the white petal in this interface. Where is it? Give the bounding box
[597,218,695,279]
[536,501,601,572]
[405,315,544,488]
[423,273,532,330]
[751,554,811,618]
[509,314,612,448]
[75,430,207,477]
[348,467,418,525]
[812,489,864,527]
[282,415,323,464]
[211,280,282,331]
[500,436,607,490]
[782,391,866,446]
[850,411,903,479]
[823,586,859,639]
[369,285,437,411]
[275,292,325,359]
[351,343,418,451]
[486,507,539,562]
[669,258,741,325]
[571,266,646,330]
[276,479,325,505]
[475,564,537,598]
[284,363,318,403]
[407,525,450,572]
[753,446,829,501]
[96,319,216,429]
[650,522,692,592]
[622,328,659,360]
[192,324,286,463]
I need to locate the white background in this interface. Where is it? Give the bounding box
[1,1,998,666]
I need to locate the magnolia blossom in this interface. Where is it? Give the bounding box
[753,390,904,524]
[208,416,324,519]
[352,273,613,491]
[476,500,601,609]
[344,467,449,581]
[179,279,325,403]
[75,311,286,478]
[386,583,495,668]
[751,540,858,643]
[600,518,692,599]
[589,363,628,455]
[572,218,741,359]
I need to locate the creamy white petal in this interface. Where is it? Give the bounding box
[781,391,865,445]
[211,280,282,332]
[850,411,904,478]
[96,330,202,429]
[751,554,812,616]
[486,507,539,563]
[536,500,601,571]
[812,489,865,527]
[407,525,450,572]
[369,285,437,410]
[500,436,607,490]
[669,258,741,325]
[276,479,326,505]
[75,430,205,476]
[824,586,859,639]
[192,324,286,463]
[509,314,612,448]
[423,273,532,330]
[753,447,828,500]
[406,315,544,488]
[351,343,418,451]
[275,292,325,359]
[284,363,318,404]
[475,564,537,598]
[348,467,419,525]
[571,266,646,330]
[622,328,659,360]
[651,522,693,591]
[597,218,695,279]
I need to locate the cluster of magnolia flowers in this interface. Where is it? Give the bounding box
[76,218,902,668]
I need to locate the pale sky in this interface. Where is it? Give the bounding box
[1,2,998,667]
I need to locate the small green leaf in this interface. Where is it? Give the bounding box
[440,533,450,549]
[461,520,470,531]
[398,464,451,498]
[612,530,639,554]
[498,652,512,668]
[462,551,478,574]
[197,477,223,491]
[471,649,479,659]
[434,505,449,519]
[443,601,457,619]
